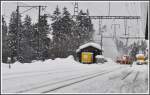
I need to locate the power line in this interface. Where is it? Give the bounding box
[111,24,120,40]
[20,7,36,14]
[19,2,33,7]
[125,3,131,16]
[133,2,137,16]
[108,1,111,16]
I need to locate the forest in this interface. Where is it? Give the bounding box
[2,5,147,63]
[2,6,94,63]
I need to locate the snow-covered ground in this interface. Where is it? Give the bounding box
[1,56,149,94]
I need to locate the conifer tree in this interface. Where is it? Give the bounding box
[2,16,9,63]
[8,11,22,62]
[20,15,34,62]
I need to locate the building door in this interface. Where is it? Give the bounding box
[81,52,93,63]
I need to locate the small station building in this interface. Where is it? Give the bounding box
[76,42,103,64]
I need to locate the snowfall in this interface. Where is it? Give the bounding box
[1,55,149,94]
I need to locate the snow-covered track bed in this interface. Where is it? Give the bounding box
[2,58,148,94]
[3,67,92,80]
[14,66,123,93]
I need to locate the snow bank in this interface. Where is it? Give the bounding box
[76,42,103,52]
[1,55,79,74]
[2,55,119,76]
[131,64,148,72]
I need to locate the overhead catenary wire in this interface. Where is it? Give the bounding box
[108,1,111,16]
[18,2,40,15]
[125,3,131,16]
[132,2,139,17]
[20,7,37,15]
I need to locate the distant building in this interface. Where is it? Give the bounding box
[76,42,103,63]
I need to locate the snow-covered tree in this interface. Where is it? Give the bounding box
[32,14,50,60]
[51,6,94,58]
[39,14,51,60]
[129,40,147,60]
[52,7,72,57]
[51,5,61,21]
[2,16,10,63]
[76,9,94,44]
[20,15,35,63]
[8,11,22,62]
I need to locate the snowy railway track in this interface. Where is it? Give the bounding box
[133,71,139,82]
[3,66,80,76]
[121,70,133,80]
[14,66,124,93]
[3,64,110,80]
[3,68,88,80]
[120,71,141,93]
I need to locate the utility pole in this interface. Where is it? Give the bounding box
[98,19,103,52]
[74,2,79,16]
[108,1,111,16]
[38,5,41,60]
[73,2,79,21]
[16,5,20,61]
[111,24,120,40]
[124,19,129,46]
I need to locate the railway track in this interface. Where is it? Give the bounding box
[13,66,124,93]
[120,71,140,93]
[3,66,81,76]
[121,70,133,80]
[3,64,110,80]
[3,68,89,80]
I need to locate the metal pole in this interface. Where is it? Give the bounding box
[124,19,129,46]
[99,19,103,53]
[108,1,111,16]
[38,6,41,60]
[111,24,120,40]
[16,6,19,61]
[101,31,103,55]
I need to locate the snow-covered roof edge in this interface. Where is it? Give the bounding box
[76,42,104,53]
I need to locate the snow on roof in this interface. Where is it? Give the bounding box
[96,55,104,58]
[76,42,103,52]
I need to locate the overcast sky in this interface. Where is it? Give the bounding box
[2,1,148,35]
[2,1,146,23]
[2,1,148,39]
